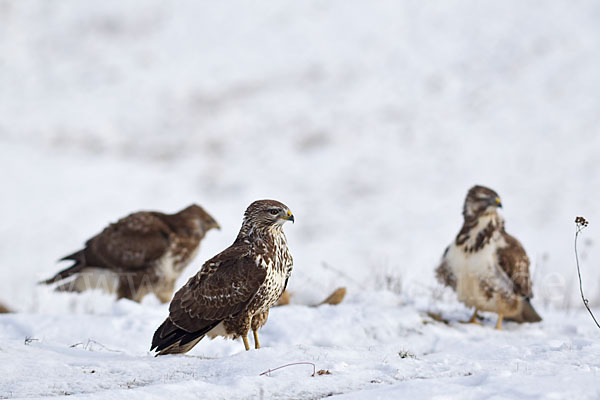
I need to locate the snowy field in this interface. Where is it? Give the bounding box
[1,1,600,398]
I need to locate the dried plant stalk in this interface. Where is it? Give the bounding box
[574,217,599,329]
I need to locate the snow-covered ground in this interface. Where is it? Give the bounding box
[2,296,600,399]
[1,1,600,398]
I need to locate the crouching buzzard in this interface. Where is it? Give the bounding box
[151,199,294,355]
[435,185,542,329]
[41,204,219,303]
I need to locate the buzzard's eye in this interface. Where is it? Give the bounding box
[269,209,279,216]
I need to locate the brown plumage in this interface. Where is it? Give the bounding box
[435,185,541,328]
[0,302,11,314]
[151,199,294,355]
[41,204,219,303]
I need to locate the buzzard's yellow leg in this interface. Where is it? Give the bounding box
[242,335,250,351]
[495,313,504,330]
[253,329,261,349]
[462,308,481,325]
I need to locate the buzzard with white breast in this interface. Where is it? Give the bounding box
[151,199,294,355]
[41,204,219,303]
[435,185,542,329]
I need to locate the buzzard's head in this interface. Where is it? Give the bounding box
[181,204,220,232]
[463,185,502,219]
[243,200,294,229]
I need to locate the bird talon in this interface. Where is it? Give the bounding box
[460,309,481,325]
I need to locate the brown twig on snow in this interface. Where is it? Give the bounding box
[574,216,600,329]
[260,362,317,377]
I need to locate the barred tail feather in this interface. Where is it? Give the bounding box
[506,298,543,323]
[520,298,542,323]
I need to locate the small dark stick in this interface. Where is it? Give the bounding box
[24,337,39,345]
[574,216,600,329]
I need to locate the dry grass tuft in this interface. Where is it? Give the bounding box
[317,287,347,306]
[0,302,11,313]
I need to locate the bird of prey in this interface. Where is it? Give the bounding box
[151,199,294,355]
[435,185,542,329]
[41,204,219,303]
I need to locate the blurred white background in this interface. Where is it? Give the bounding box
[1,0,599,312]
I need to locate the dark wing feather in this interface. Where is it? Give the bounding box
[84,212,172,272]
[168,245,267,333]
[497,232,533,298]
[435,246,456,290]
[40,250,86,284]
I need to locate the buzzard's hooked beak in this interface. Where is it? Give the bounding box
[494,197,502,208]
[283,210,295,223]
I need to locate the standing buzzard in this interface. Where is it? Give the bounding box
[41,204,219,303]
[435,185,542,329]
[151,199,294,355]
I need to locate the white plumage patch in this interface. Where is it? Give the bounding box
[442,215,519,315]
[207,322,233,339]
[58,268,119,294]
[445,240,505,308]
[156,251,179,283]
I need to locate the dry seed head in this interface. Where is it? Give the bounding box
[575,216,589,227]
